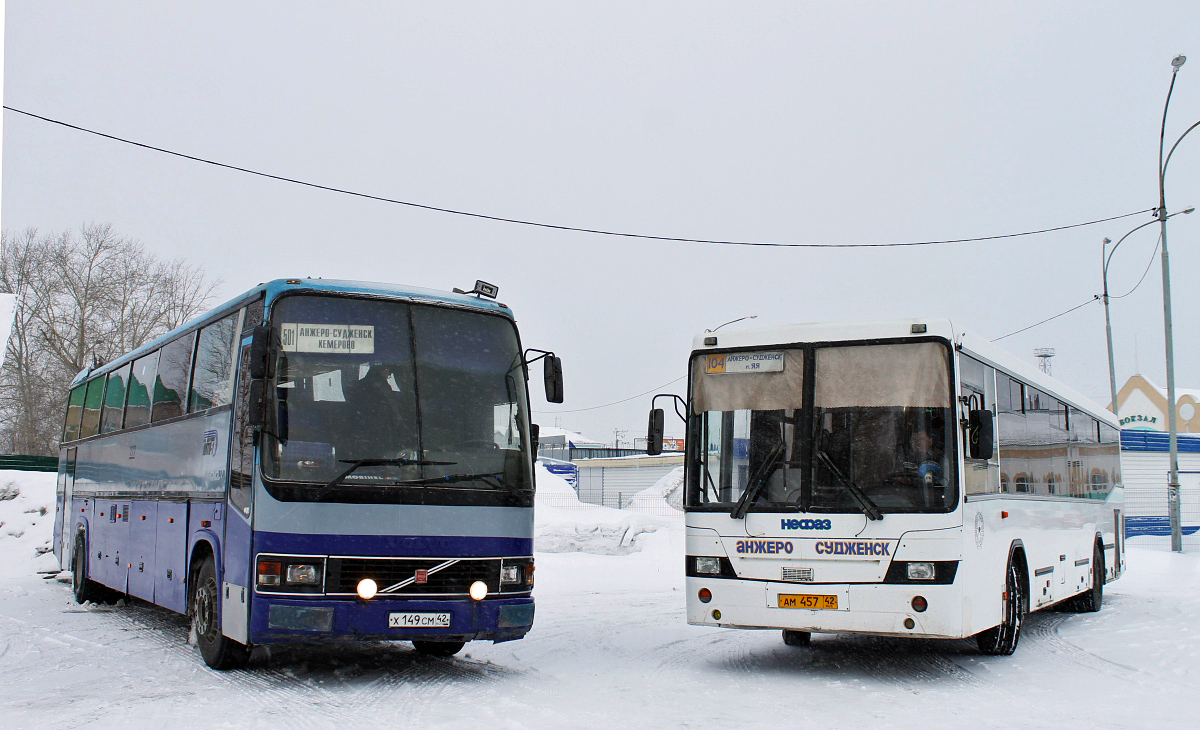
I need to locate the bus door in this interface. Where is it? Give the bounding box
[220,341,257,644]
[55,447,78,564]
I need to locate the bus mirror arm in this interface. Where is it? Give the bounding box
[646,394,686,455]
[522,349,564,404]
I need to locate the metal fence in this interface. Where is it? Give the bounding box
[535,493,683,517]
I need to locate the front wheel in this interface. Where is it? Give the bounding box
[413,640,465,657]
[976,556,1026,655]
[191,556,251,670]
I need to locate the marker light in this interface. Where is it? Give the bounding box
[911,596,928,613]
[698,588,713,603]
[711,609,722,620]
[357,578,378,600]
[469,580,488,601]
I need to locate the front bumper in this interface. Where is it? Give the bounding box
[686,577,965,639]
[248,594,534,644]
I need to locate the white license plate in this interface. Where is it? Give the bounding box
[388,612,451,628]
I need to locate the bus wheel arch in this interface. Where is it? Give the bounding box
[976,540,1028,656]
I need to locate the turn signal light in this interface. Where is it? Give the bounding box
[257,560,281,586]
[698,588,712,603]
[911,595,928,612]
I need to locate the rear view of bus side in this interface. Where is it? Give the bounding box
[53,278,563,668]
[652,319,1122,654]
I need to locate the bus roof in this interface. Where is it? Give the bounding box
[72,278,514,386]
[690,317,1118,427]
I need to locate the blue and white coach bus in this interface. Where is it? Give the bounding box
[53,278,563,669]
[646,319,1123,655]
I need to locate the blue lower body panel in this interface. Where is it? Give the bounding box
[250,595,534,644]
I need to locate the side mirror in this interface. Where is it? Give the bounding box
[544,354,564,404]
[529,423,540,461]
[646,408,665,455]
[249,325,271,380]
[969,409,994,460]
[247,380,266,427]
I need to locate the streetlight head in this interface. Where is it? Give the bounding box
[1182,207,1195,215]
[1102,237,1111,245]
[1172,55,1186,70]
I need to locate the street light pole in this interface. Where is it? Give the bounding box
[1101,210,1194,418]
[1159,54,1190,552]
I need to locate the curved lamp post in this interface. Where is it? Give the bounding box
[1158,54,1197,552]
[1102,208,1194,416]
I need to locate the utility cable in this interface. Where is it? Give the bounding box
[1110,232,1162,300]
[534,375,686,414]
[3,105,1154,249]
[992,296,1100,342]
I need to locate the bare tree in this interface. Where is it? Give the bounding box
[0,224,220,455]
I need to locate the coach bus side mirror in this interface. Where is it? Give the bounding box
[544,354,564,404]
[249,325,271,380]
[646,408,665,455]
[247,380,266,428]
[969,409,994,460]
[529,423,540,460]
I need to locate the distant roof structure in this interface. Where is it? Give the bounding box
[1115,374,1200,434]
[537,426,606,448]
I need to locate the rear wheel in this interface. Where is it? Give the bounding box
[191,556,250,670]
[976,556,1026,655]
[1067,543,1104,613]
[782,630,811,647]
[412,640,466,657]
[70,532,99,604]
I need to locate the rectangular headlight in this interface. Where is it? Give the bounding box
[695,557,722,575]
[286,564,321,585]
[501,565,522,585]
[906,562,936,581]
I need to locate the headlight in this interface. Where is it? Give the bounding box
[357,578,378,600]
[469,580,488,601]
[694,557,722,575]
[906,562,936,581]
[286,564,321,585]
[501,565,522,585]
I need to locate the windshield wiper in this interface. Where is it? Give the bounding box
[392,471,530,500]
[731,441,786,519]
[814,449,882,521]
[314,457,456,498]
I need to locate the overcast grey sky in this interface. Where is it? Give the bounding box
[4,2,1199,442]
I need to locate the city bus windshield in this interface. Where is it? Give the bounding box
[686,341,956,514]
[261,295,532,506]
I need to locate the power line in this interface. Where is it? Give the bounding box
[4,105,1154,249]
[534,375,686,414]
[992,296,1100,342]
[1110,232,1162,300]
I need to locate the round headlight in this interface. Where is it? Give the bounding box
[469,580,488,601]
[357,578,378,600]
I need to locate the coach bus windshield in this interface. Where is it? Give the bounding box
[686,341,956,514]
[261,295,532,506]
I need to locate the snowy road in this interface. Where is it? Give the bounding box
[2,473,1197,729]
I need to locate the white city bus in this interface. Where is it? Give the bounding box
[646,319,1124,654]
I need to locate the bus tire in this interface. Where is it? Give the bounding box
[1068,543,1104,613]
[782,630,811,647]
[976,556,1026,656]
[191,556,250,670]
[71,532,100,604]
[412,640,465,657]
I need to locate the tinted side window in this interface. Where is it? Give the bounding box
[63,385,86,442]
[80,378,105,438]
[190,311,241,412]
[153,333,195,422]
[126,351,159,429]
[100,364,131,433]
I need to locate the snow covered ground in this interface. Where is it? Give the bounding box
[1,468,1197,729]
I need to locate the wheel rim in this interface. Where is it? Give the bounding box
[195,580,217,638]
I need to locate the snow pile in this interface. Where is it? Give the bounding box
[625,465,684,512]
[534,464,674,555]
[0,470,60,578]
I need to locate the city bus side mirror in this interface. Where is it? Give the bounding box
[646,408,665,455]
[249,325,271,380]
[247,380,266,427]
[969,409,994,460]
[529,423,540,460]
[544,354,564,403]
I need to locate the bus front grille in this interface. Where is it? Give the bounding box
[324,557,502,596]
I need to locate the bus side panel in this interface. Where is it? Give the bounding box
[154,501,189,613]
[221,509,253,644]
[127,500,159,602]
[959,499,1012,637]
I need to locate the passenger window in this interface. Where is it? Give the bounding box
[190,311,241,412]
[126,351,159,429]
[153,333,195,422]
[79,378,105,438]
[101,364,131,433]
[241,297,264,335]
[63,385,86,442]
